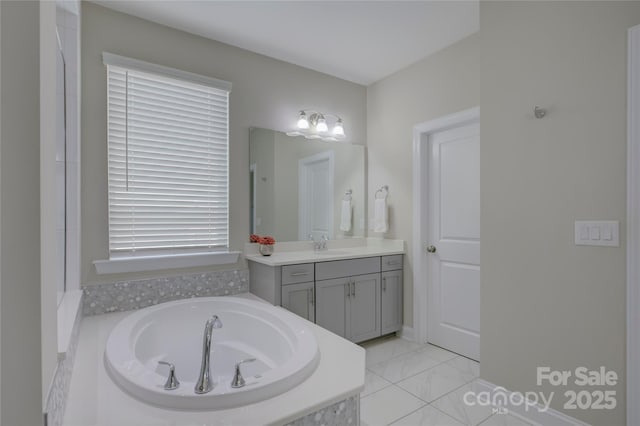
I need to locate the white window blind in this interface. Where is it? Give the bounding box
[106,57,230,256]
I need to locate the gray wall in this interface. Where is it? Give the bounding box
[41,0,60,412]
[0,2,43,424]
[366,33,480,325]
[81,2,366,285]
[481,2,640,424]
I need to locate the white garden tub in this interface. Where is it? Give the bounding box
[104,296,320,410]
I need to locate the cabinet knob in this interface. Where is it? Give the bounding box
[426,245,437,253]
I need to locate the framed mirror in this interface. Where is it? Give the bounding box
[249,127,365,242]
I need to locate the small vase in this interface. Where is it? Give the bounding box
[259,244,274,256]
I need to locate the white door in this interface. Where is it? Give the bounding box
[298,151,334,240]
[427,121,480,360]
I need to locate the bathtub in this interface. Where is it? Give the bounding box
[104,296,320,410]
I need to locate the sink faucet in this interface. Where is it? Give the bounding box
[194,315,223,394]
[309,234,329,252]
[320,234,328,251]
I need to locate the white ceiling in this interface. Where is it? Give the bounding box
[92,1,479,86]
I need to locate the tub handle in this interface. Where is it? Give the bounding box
[231,358,257,388]
[158,361,180,391]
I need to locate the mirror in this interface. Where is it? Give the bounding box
[249,127,365,242]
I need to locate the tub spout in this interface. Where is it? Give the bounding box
[194,315,223,394]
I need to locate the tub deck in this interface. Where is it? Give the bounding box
[63,293,365,425]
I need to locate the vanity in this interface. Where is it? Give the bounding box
[246,239,404,343]
[248,127,403,343]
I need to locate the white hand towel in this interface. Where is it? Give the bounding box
[340,199,352,232]
[373,198,388,233]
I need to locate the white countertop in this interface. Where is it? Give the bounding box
[63,293,365,426]
[245,237,405,266]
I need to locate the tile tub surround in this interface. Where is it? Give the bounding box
[359,336,534,426]
[63,293,365,425]
[82,269,249,315]
[244,237,405,266]
[285,395,359,426]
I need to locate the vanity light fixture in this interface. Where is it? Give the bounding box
[287,110,346,141]
[297,111,310,129]
[333,119,345,137]
[315,115,328,133]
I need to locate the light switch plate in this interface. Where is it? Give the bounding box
[575,220,619,247]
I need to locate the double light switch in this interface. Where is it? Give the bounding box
[574,221,619,247]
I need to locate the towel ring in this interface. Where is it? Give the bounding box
[343,189,352,202]
[375,185,389,200]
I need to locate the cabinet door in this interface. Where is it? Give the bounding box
[315,278,348,339]
[281,282,315,322]
[381,270,403,335]
[349,273,381,343]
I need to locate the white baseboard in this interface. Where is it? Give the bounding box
[475,379,591,426]
[398,325,415,342]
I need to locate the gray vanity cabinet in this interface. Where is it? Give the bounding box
[248,254,402,343]
[280,264,315,322]
[315,258,382,343]
[381,270,403,335]
[281,282,315,323]
[315,278,349,338]
[381,255,403,335]
[349,273,382,342]
[315,273,381,343]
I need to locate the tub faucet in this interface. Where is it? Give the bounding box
[194,315,223,394]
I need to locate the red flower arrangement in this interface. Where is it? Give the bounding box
[249,234,276,245]
[258,236,276,246]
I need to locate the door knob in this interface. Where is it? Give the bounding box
[426,245,437,253]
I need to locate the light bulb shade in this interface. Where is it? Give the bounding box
[316,117,328,133]
[332,119,345,137]
[292,110,347,142]
[297,111,309,129]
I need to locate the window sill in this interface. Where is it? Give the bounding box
[93,251,241,275]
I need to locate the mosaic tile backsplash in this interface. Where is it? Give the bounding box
[82,269,249,315]
[285,395,359,426]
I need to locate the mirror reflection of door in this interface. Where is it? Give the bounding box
[298,151,334,241]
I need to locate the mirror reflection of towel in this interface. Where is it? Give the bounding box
[373,198,388,233]
[340,199,352,232]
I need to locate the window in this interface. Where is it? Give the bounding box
[104,53,232,259]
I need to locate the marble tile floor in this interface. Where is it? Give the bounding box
[359,336,532,426]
